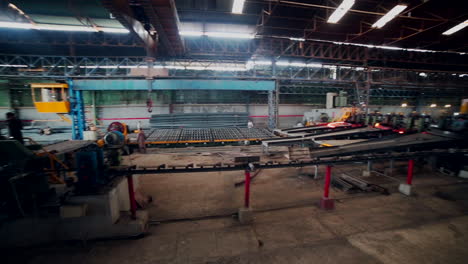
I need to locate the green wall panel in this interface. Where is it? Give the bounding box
[0,80,10,107]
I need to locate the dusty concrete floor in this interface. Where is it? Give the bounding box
[5,145,468,264]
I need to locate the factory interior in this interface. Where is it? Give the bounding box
[1,0,468,263]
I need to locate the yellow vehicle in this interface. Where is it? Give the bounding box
[31,83,70,113]
[31,83,71,123]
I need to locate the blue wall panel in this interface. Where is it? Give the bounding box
[74,79,275,91]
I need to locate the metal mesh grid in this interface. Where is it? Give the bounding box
[143,128,274,144]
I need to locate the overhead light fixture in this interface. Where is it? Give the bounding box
[252,60,273,66]
[289,62,307,67]
[307,63,323,68]
[0,64,28,67]
[276,61,292,67]
[179,31,204,37]
[246,60,273,69]
[37,24,97,32]
[327,0,355,24]
[0,21,129,33]
[205,32,254,39]
[401,103,408,107]
[372,5,408,29]
[444,104,452,108]
[100,27,130,33]
[0,21,33,29]
[163,65,186,70]
[442,20,468,35]
[180,31,254,39]
[289,37,306,41]
[232,0,246,14]
[430,104,437,108]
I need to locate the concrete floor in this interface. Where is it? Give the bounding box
[4,145,468,264]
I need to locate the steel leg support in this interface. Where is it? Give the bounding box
[399,159,414,196]
[238,169,254,224]
[244,170,251,208]
[319,165,335,210]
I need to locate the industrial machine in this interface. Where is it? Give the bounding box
[0,140,51,218]
[0,131,133,219]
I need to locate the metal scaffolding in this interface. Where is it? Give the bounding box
[1,54,467,84]
[184,38,468,70]
[1,54,466,100]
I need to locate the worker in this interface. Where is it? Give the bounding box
[247,120,254,129]
[5,112,24,144]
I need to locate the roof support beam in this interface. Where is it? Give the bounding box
[101,0,157,57]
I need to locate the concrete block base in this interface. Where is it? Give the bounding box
[362,170,371,177]
[238,207,254,224]
[0,210,149,247]
[458,170,468,179]
[319,197,335,210]
[0,176,148,248]
[60,204,88,218]
[399,183,412,196]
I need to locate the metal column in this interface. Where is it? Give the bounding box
[268,90,275,129]
[268,80,278,129]
[69,79,86,140]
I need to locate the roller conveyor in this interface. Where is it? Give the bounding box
[263,126,393,148]
[313,127,392,140]
[275,125,362,137]
[281,123,356,134]
[309,130,463,158]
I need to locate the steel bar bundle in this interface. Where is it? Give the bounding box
[149,112,249,129]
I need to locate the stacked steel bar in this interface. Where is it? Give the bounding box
[141,128,274,144]
[149,112,249,128]
[211,128,245,141]
[179,128,213,142]
[238,128,274,139]
[145,129,182,143]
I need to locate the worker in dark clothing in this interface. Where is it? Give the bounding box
[6,112,24,144]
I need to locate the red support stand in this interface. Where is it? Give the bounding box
[244,170,251,208]
[319,165,335,210]
[127,174,137,219]
[407,159,414,185]
[398,159,414,196]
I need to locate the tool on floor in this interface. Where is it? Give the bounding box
[332,173,389,195]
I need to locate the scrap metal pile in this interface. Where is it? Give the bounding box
[332,174,389,195]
